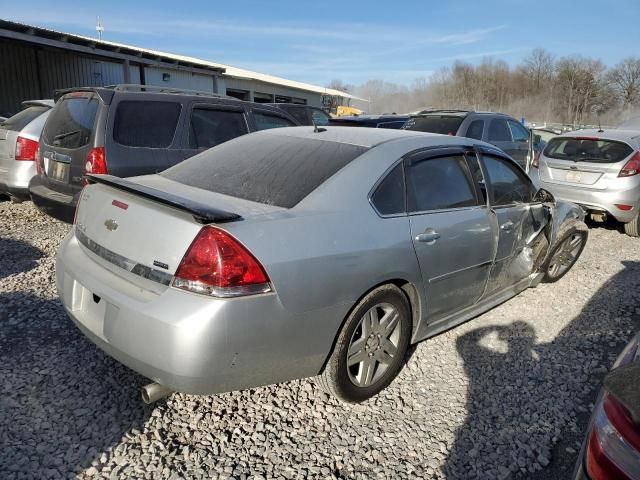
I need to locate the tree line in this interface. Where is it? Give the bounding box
[328,49,640,125]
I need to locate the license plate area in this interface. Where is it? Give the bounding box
[45,159,70,183]
[565,170,582,183]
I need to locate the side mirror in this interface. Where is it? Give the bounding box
[533,188,555,203]
[533,134,542,145]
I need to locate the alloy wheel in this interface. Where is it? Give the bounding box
[346,302,402,388]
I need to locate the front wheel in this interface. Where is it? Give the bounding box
[542,222,588,283]
[316,284,411,403]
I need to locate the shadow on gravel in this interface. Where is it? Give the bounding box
[0,238,44,280]
[0,292,149,478]
[444,261,640,480]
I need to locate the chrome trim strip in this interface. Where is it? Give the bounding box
[76,228,173,286]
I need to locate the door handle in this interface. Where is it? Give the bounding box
[500,221,514,232]
[415,230,440,243]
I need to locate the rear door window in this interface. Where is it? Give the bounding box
[402,116,464,135]
[253,112,296,130]
[42,97,99,149]
[113,101,181,148]
[465,120,484,140]
[488,119,512,142]
[1,106,48,132]
[189,108,248,149]
[282,107,309,125]
[310,108,330,126]
[161,134,367,208]
[508,120,529,142]
[543,137,633,163]
[406,155,478,212]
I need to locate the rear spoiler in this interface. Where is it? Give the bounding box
[86,174,241,224]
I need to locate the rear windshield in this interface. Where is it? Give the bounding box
[161,133,368,208]
[42,97,99,149]
[1,106,48,132]
[402,116,464,135]
[544,137,634,163]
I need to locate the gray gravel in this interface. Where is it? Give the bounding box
[1,200,639,480]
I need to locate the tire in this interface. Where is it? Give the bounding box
[542,221,588,283]
[623,214,640,237]
[316,284,411,403]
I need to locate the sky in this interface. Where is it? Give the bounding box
[3,0,640,87]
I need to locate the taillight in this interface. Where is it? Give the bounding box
[73,187,87,225]
[586,394,640,480]
[619,152,640,177]
[35,145,43,174]
[173,226,271,297]
[15,136,39,161]
[532,150,541,168]
[85,147,107,175]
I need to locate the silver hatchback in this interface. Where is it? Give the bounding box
[533,129,640,236]
[56,127,587,403]
[0,100,53,201]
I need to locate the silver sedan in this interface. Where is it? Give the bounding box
[56,127,588,403]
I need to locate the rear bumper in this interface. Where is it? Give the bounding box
[29,174,79,223]
[55,230,340,394]
[0,161,35,199]
[537,176,640,223]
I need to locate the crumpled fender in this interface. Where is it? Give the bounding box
[548,199,586,243]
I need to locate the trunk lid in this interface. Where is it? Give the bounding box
[75,175,284,292]
[0,128,19,172]
[539,136,636,188]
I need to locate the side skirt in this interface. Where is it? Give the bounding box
[413,272,541,343]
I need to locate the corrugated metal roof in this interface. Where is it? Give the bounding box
[0,18,365,101]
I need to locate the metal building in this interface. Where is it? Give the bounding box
[0,19,366,116]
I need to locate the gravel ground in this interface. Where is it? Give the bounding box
[1,200,639,480]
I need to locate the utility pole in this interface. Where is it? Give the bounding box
[95,17,104,40]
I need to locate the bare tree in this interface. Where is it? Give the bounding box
[326,80,351,93]
[523,48,555,91]
[607,57,640,109]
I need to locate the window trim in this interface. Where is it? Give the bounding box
[187,103,249,150]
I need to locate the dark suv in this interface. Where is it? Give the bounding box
[403,110,533,170]
[30,85,299,223]
[266,103,331,126]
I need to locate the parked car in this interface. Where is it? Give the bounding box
[56,126,587,404]
[0,100,54,201]
[266,103,331,126]
[533,129,640,237]
[573,332,640,479]
[402,110,534,171]
[330,114,409,129]
[29,84,299,223]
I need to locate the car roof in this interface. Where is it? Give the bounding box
[558,129,640,147]
[410,110,509,118]
[251,125,430,148]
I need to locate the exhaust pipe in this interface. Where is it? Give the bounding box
[141,382,173,404]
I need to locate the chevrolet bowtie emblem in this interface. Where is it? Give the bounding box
[104,219,119,231]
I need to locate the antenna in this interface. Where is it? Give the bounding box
[95,17,104,40]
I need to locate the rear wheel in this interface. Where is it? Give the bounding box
[542,222,588,283]
[316,284,411,403]
[623,214,640,237]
